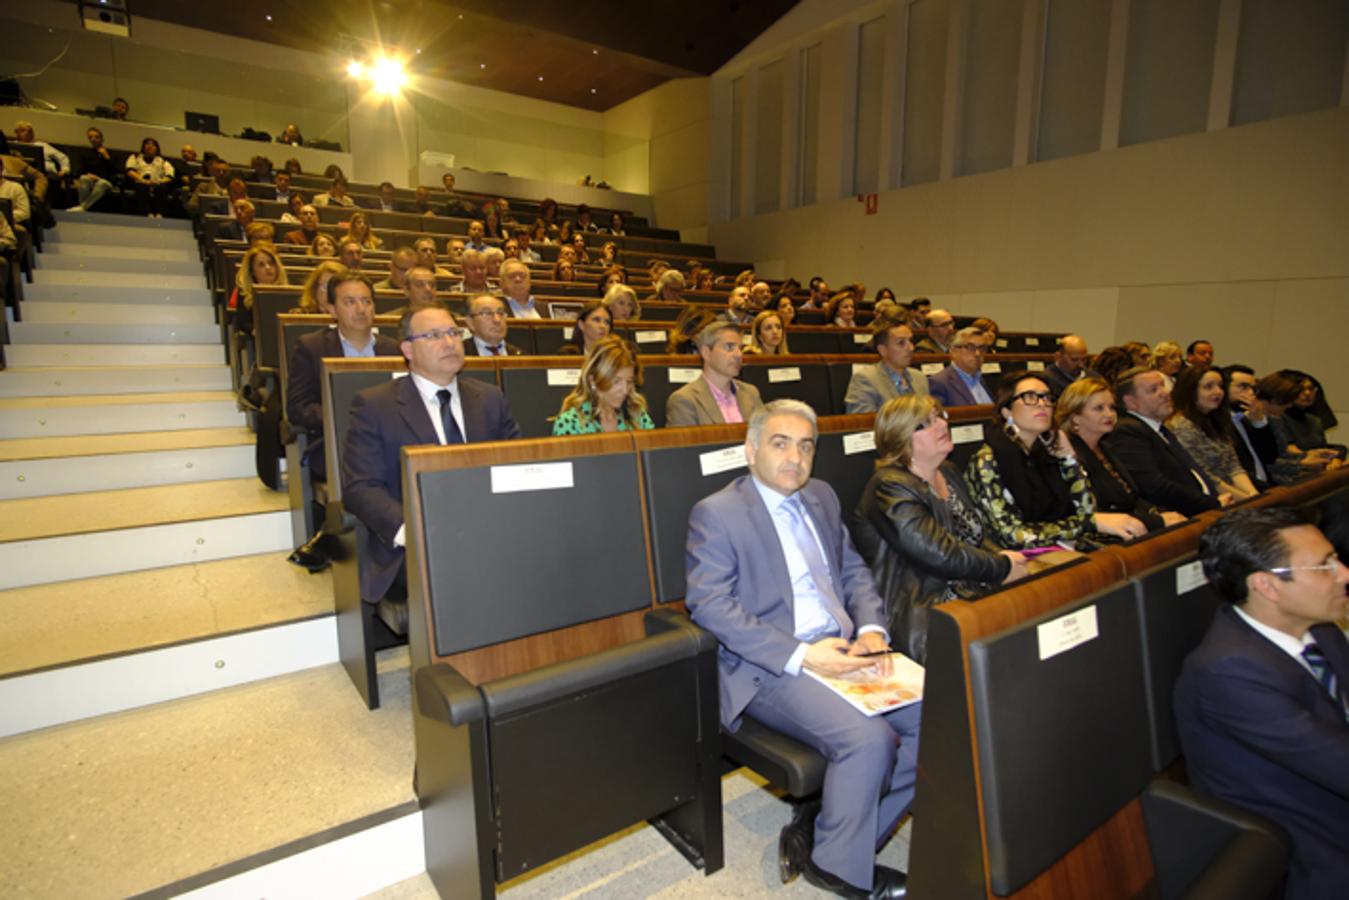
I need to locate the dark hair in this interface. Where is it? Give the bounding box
[1257,372,1301,405]
[399,304,458,341]
[1186,339,1212,355]
[908,296,931,310]
[575,301,611,328]
[1221,363,1255,379]
[379,180,394,190]
[87,126,104,140]
[576,204,592,219]
[326,269,373,308]
[140,137,160,156]
[875,287,896,303]
[1113,366,1157,406]
[1091,346,1135,387]
[994,371,1044,414]
[1199,506,1308,603]
[1171,364,1232,442]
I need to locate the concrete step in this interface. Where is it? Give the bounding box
[42,241,198,264]
[54,208,194,230]
[47,216,197,251]
[9,321,221,344]
[0,364,231,397]
[4,343,224,367]
[21,301,216,326]
[30,269,207,291]
[0,426,252,462]
[0,552,332,677]
[21,282,212,306]
[37,250,202,277]
[0,443,256,499]
[0,391,242,437]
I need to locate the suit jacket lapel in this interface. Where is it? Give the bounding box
[457,378,484,441]
[695,377,722,423]
[396,375,441,445]
[737,477,796,608]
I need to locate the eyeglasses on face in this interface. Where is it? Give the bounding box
[1014,391,1054,407]
[406,327,463,343]
[1268,555,1341,577]
[953,343,987,354]
[914,409,949,431]
[469,309,506,319]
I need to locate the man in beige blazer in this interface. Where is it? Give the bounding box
[844,321,930,413]
[666,322,765,426]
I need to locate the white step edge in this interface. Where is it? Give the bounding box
[0,365,231,396]
[31,269,207,290]
[0,616,338,737]
[43,242,198,262]
[0,397,243,437]
[0,445,256,499]
[0,509,292,589]
[9,321,222,345]
[54,208,193,230]
[21,302,216,326]
[4,344,225,366]
[19,285,212,305]
[177,811,426,900]
[35,255,203,276]
[47,222,196,249]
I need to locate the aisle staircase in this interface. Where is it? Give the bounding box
[0,212,421,898]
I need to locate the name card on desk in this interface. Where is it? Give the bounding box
[950,424,984,444]
[546,369,581,387]
[391,371,408,379]
[1176,560,1208,595]
[668,367,701,384]
[700,446,747,476]
[1027,360,1045,371]
[921,363,944,376]
[997,338,1008,348]
[1026,337,1041,347]
[843,431,876,455]
[1037,605,1099,661]
[981,362,1002,374]
[562,326,574,340]
[853,332,873,345]
[490,461,575,494]
[635,330,668,344]
[768,367,802,383]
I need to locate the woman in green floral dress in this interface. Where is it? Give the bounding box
[552,336,655,435]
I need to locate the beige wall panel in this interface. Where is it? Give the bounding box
[1113,281,1277,363]
[1265,278,1349,405]
[953,291,1038,330]
[653,183,712,233]
[1031,287,1120,352]
[650,121,712,193]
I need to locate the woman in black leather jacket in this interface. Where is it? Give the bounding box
[852,395,1028,663]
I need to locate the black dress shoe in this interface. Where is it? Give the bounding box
[802,858,907,899]
[376,596,409,636]
[778,799,821,883]
[287,546,331,572]
[871,865,908,898]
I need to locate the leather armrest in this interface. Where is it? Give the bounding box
[414,663,484,726]
[643,608,718,656]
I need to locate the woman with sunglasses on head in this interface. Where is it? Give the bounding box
[852,394,1029,662]
[967,372,1145,549]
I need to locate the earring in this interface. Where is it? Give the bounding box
[1002,416,1019,442]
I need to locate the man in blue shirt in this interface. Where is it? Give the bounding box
[928,327,994,407]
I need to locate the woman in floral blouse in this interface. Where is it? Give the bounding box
[552,336,654,435]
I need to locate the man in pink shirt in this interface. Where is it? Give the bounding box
[666,322,765,426]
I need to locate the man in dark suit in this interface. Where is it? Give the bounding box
[1040,334,1098,399]
[215,198,253,242]
[462,294,523,356]
[1223,364,1279,489]
[1104,367,1226,516]
[283,204,322,247]
[1175,507,1349,900]
[686,399,918,898]
[342,305,521,627]
[927,328,994,408]
[286,272,400,571]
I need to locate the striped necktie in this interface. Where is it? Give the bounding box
[1302,641,1349,721]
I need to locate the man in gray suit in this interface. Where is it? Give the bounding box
[665,321,765,426]
[844,321,930,413]
[686,399,919,898]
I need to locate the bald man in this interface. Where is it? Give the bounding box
[1041,335,1098,399]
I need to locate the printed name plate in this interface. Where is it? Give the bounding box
[546,369,581,387]
[668,367,701,384]
[699,446,747,476]
[768,367,802,383]
[490,461,575,494]
[1037,605,1099,661]
[843,431,876,455]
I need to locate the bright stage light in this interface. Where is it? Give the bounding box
[369,56,407,95]
[346,60,365,78]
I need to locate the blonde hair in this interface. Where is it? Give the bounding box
[307,233,337,258]
[236,243,289,310]
[558,336,647,428]
[1053,377,1113,433]
[297,261,347,313]
[874,394,944,469]
[747,310,790,355]
[340,212,383,249]
[602,283,640,321]
[1151,341,1182,369]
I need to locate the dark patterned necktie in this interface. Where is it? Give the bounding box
[1302,641,1349,721]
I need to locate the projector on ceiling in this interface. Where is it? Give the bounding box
[80,1,132,38]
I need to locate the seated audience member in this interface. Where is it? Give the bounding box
[1167,365,1260,501]
[216,199,255,241]
[775,294,798,325]
[928,327,994,408]
[285,204,323,246]
[1280,374,1343,458]
[1174,507,1349,900]
[413,237,451,276]
[607,211,626,235]
[482,204,505,240]
[907,296,932,328]
[245,222,275,247]
[279,192,305,224]
[109,97,130,120]
[1040,334,1096,399]
[399,266,440,312]
[1056,378,1186,534]
[969,317,999,349]
[685,398,919,899]
[1089,345,1135,387]
[734,268,757,288]
[444,238,466,265]
[557,302,613,356]
[602,283,640,322]
[463,219,488,253]
[186,158,231,215]
[373,247,416,291]
[558,219,577,247]
[411,185,435,216]
[530,218,550,245]
[308,233,338,258]
[651,268,686,306]
[874,287,897,306]
[72,127,118,212]
[124,137,174,218]
[596,264,627,295]
[284,158,303,175]
[226,177,249,206]
[552,258,576,282]
[695,268,717,291]
[341,305,521,630]
[0,162,34,232]
[462,294,522,356]
[1152,340,1184,389]
[285,270,400,570]
[295,260,345,313]
[1263,374,1343,476]
[247,156,274,183]
[313,176,355,207]
[570,232,591,264]
[1223,364,1281,489]
[14,121,69,184]
[667,305,716,355]
[852,395,1027,662]
[1123,341,1151,368]
[377,181,397,212]
[515,227,542,263]
[871,299,904,329]
[341,211,383,250]
[1186,339,1215,368]
[277,124,303,146]
[723,285,753,327]
[966,373,1114,549]
[826,292,858,328]
[439,172,477,217]
[575,204,598,232]
[339,239,364,271]
[914,308,955,353]
[746,310,789,355]
[750,280,774,312]
[801,277,829,310]
[231,243,288,325]
[454,249,492,295]
[845,321,930,413]
[499,259,540,318]
[538,197,559,227]
[322,164,345,180]
[1103,367,1226,516]
[552,336,653,435]
[596,240,618,266]
[666,322,765,426]
[501,238,521,260]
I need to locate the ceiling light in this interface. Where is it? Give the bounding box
[480,63,486,69]
[369,56,407,95]
[346,60,365,78]
[538,76,544,82]
[265,14,272,22]
[591,89,597,94]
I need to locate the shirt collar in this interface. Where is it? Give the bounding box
[705,376,737,403]
[338,331,374,355]
[408,370,457,403]
[1129,410,1164,432]
[955,366,982,386]
[751,474,795,515]
[1233,604,1315,661]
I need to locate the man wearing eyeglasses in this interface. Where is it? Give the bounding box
[342,305,521,630]
[462,294,523,356]
[914,308,956,354]
[928,327,994,408]
[1175,506,1349,900]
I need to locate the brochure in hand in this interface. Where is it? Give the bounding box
[804,653,925,716]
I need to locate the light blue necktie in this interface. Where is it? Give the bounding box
[782,495,853,640]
